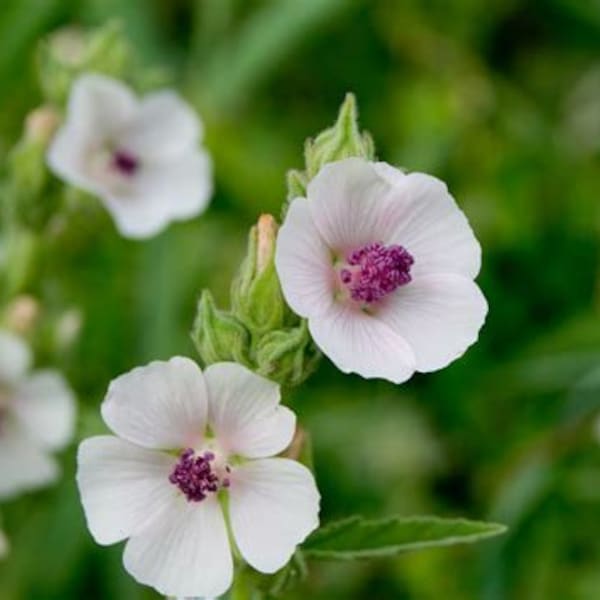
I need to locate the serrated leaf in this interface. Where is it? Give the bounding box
[303,516,507,560]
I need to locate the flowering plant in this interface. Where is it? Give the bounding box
[0,21,508,600]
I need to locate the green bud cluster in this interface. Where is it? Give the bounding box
[37,22,134,106]
[285,93,376,203]
[192,214,320,388]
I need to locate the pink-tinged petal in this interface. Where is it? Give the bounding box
[308,303,416,384]
[120,90,203,161]
[204,363,295,459]
[123,495,232,599]
[0,426,58,499]
[375,164,481,279]
[307,158,405,253]
[378,273,488,372]
[77,436,175,545]
[101,357,208,450]
[275,198,335,318]
[0,331,31,385]
[229,458,320,573]
[13,371,75,450]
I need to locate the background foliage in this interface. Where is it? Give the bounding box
[1,1,600,598]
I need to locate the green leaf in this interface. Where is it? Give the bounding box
[303,516,507,560]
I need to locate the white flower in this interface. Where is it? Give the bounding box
[77,358,320,599]
[48,73,213,239]
[0,330,76,499]
[275,157,487,384]
[0,525,8,559]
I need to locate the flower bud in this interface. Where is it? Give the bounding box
[3,295,40,335]
[0,228,40,296]
[302,93,376,181]
[192,290,250,366]
[54,308,83,351]
[37,22,133,104]
[6,106,61,230]
[255,320,321,388]
[231,214,287,335]
[25,106,60,145]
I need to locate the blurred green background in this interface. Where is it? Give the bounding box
[1,0,600,598]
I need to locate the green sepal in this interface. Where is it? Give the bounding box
[5,107,61,231]
[306,92,375,177]
[255,320,321,388]
[231,215,287,336]
[191,290,251,366]
[285,93,376,207]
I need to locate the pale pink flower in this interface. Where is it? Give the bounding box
[48,74,212,239]
[77,358,319,599]
[0,330,75,499]
[275,157,487,383]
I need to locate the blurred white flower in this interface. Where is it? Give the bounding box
[48,74,213,239]
[275,157,487,384]
[0,525,8,559]
[77,358,320,599]
[0,330,76,499]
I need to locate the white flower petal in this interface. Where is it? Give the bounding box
[123,495,232,599]
[77,436,176,545]
[63,73,137,139]
[275,197,335,318]
[378,273,488,372]
[229,458,320,574]
[103,151,212,239]
[47,74,137,194]
[204,363,295,459]
[120,90,202,161]
[307,158,405,252]
[308,302,416,384]
[0,425,58,499]
[101,357,208,450]
[375,164,481,279]
[0,527,8,559]
[0,330,31,384]
[13,371,75,450]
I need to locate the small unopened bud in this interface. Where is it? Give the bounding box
[192,290,250,366]
[49,27,87,66]
[1,229,40,296]
[25,106,60,145]
[55,308,83,351]
[38,22,133,104]
[231,214,287,335]
[255,320,321,388]
[3,296,40,335]
[303,93,375,180]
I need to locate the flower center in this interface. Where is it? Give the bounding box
[111,150,139,177]
[169,448,231,502]
[339,242,414,304]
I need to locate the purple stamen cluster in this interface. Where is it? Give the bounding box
[340,242,414,304]
[169,449,229,502]
[111,150,139,176]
